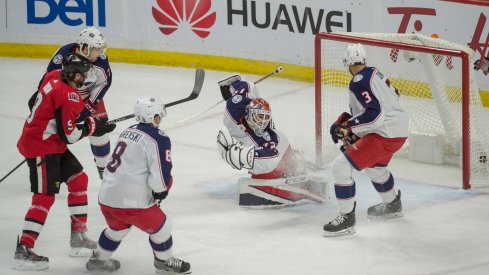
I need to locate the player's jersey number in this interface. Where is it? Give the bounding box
[26,92,43,124]
[107,142,128,173]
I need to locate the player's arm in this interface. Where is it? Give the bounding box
[55,91,115,144]
[78,61,112,121]
[347,81,384,135]
[147,134,173,194]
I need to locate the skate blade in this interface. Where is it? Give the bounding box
[13,259,49,270]
[368,212,403,220]
[70,247,94,257]
[323,227,356,237]
[155,268,192,274]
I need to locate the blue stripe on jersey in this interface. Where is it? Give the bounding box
[135,124,172,187]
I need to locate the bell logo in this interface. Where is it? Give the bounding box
[152,0,216,38]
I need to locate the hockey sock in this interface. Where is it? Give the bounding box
[21,193,55,248]
[371,173,397,203]
[96,228,130,260]
[67,172,88,232]
[89,135,111,167]
[150,217,173,260]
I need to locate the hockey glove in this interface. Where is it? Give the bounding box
[152,191,168,206]
[81,117,116,137]
[330,112,352,143]
[218,75,241,100]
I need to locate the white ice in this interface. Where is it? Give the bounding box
[1,58,488,275]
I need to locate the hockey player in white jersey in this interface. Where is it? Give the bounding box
[86,97,191,274]
[323,43,409,237]
[217,77,327,208]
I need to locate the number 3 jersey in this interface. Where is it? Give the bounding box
[347,67,409,139]
[98,124,173,209]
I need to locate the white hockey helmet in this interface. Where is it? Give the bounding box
[343,43,367,67]
[77,27,106,57]
[134,97,167,124]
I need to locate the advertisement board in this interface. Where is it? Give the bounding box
[0,0,487,93]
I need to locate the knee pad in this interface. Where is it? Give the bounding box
[104,227,131,242]
[365,167,390,183]
[89,134,110,147]
[67,172,88,193]
[332,154,353,184]
[150,217,173,244]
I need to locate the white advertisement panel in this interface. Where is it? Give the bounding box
[0,0,488,88]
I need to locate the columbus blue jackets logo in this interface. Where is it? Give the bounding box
[53,54,63,65]
[353,75,363,82]
[232,95,242,104]
[262,131,271,141]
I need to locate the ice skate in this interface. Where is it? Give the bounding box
[367,190,403,220]
[155,256,191,274]
[13,237,49,270]
[70,230,97,257]
[86,251,121,272]
[323,202,356,237]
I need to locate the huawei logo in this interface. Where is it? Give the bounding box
[152,0,216,38]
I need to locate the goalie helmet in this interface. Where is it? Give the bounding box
[343,43,367,67]
[134,97,166,125]
[245,98,271,136]
[77,27,106,57]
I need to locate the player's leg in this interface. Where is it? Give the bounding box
[90,100,111,179]
[323,153,356,237]
[14,154,62,270]
[130,205,191,274]
[365,167,403,219]
[86,204,128,272]
[61,150,97,256]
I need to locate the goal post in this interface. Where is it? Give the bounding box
[314,32,489,189]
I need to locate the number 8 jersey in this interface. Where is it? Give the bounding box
[98,123,173,209]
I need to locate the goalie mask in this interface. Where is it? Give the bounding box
[245,98,271,136]
[134,97,166,125]
[77,27,106,58]
[343,43,367,67]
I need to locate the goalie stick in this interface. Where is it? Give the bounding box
[106,68,205,125]
[176,66,284,125]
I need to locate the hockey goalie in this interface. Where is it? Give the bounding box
[216,75,328,208]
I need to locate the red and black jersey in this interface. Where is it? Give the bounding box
[17,70,85,158]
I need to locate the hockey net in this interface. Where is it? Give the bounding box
[314,32,489,189]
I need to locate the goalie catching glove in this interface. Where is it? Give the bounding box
[217,126,255,170]
[218,75,241,100]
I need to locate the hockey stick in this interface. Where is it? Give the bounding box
[0,159,27,183]
[176,66,283,125]
[106,68,205,125]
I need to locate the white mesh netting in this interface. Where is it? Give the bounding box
[317,32,489,187]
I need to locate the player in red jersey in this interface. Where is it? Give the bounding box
[14,53,115,271]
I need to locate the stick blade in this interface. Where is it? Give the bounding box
[191,68,205,97]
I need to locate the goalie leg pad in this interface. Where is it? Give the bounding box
[238,174,328,208]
